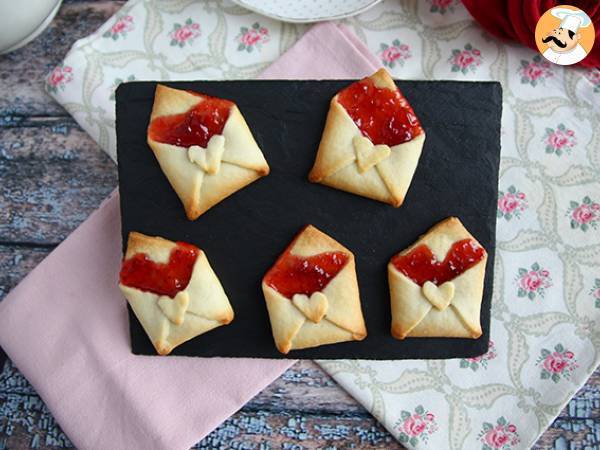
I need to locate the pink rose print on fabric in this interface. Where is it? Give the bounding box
[516,263,552,301]
[478,417,520,450]
[449,43,482,74]
[543,123,576,156]
[585,69,600,93]
[429,0,460,14]
[236,23,270,53]
[103,15,134,40]
[460,340,496,371]
[566,196,600,232]
[394,405,438,447]
[536,344,578,383]
[591,279,600,309]
[497,186,528,221]
[46,64,73,94]
[518,55,553,87]
[169,19,201,48]
[378,40,411,69]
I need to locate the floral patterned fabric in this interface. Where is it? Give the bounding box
[45,1,600,449]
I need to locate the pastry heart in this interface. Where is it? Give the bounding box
[308,69,426,208]
[262,225,367,353]
[292,291,328,323]
[422,280,454,311]
[389,218,487,340]
[353,135,391,173]
[187,134,226,175]
[120,232,235,355]
[158,291,190,325]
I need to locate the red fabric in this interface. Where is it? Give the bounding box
[462,0,600,68]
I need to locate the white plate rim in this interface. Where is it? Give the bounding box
[230,0,382,24]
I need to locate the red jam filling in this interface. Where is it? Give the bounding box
[119,241,200,298]
[391,239,485,286]
[265,251,349,299]
[148,92,233,148]
[337,78,423,146]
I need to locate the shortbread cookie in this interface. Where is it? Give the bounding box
[262,225,367,354]
[388,217,487,339]
[147,84,270,220]
[119,231,234,355]
[309,68,425,207]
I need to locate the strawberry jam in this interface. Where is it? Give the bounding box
[120,242,200,298]
[337,78,423,146]
[391,239,485,286]
[265,251,349,299]
[148,93,233,148]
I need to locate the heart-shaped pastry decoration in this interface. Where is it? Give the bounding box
[353,135,391,173]
[158,290,190,325]
[188,134,226,175]
[292,292,328,323]
[422,281,455,311]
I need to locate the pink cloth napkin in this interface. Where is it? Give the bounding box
[0,22,378,450]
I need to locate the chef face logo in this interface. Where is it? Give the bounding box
[535,5,594,66]
[542,27,580,52]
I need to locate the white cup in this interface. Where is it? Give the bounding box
[0,0,63,54]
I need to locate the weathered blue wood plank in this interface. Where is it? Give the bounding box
[0,245,51,299]
[0,118,117,244]
[0,1,124,117]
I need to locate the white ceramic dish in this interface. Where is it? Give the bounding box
[0,0,62,54]
[231,0,382,23]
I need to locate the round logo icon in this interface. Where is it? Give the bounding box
[535,5,595,66]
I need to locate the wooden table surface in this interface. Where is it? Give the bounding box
[0,1,598,449]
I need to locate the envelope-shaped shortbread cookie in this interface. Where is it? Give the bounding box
[119,232,234,355]
[309,68,425,207]
[388,217,487,339]
[262,225,367,354]
[147,84,270,220]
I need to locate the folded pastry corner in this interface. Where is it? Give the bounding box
[262,225,367,354]
[388,217,487,340]
[119,231,234,355]
[147,84,270,220]
[309,68,425,207]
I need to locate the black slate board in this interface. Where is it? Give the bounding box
[116,79,502,360]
